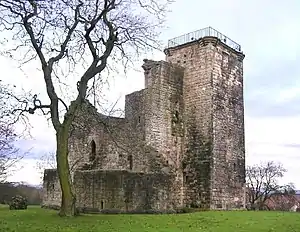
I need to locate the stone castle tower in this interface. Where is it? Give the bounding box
[42,27,246,212]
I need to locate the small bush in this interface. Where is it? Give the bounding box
[9,195,28,210]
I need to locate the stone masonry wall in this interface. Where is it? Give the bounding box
[68,101,125,171]
[210,40,245,209]
[75,170,175,213]
[165,37,245,209]
[42,169,177,213]
[125,89,146,143]
[142,60,185,172]
[42,169,61,208]
[165,38,215,208]
[68,101,150,173]
[142,60,186,205]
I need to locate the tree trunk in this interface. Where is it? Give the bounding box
[56,125,77,217]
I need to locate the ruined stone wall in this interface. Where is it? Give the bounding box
[66,69,188,176]
[165,38,215,208]
[210,41,245,209]
[75,170,176,213]
[125,89,146,143]
[142,60,185,173]
[42,169,178,213]
[42,169,61,208]
[141,60,186,205]
[123,89,159,172]
[68,102,129,171]
[68,100,151,173]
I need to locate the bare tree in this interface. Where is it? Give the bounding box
[0,123,21,183]
[246,161,295,210]
[35,151,86,184]
[35,152,56,184]
[0,82,25,183]
[267,185,299,211]
[0,0,172,216]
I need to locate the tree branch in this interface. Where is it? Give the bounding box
[22,2,47,68]
[48,2,83,65]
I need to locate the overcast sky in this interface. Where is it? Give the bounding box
[1,0,300,187]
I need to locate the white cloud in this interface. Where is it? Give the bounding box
[246,116,300,187]
[7,158,42,186]
[276,87,300,104]
[245,116,300,145]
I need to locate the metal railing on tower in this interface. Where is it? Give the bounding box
[167,26,242,52]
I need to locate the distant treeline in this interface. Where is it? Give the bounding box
[0,182,42,205]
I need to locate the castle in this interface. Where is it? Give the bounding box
[42,27,246,212]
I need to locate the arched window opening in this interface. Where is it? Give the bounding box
[128,155,133,170]
[233,162,236,172]
[175,110,179,122]
[90,140,96,162]
[100,200,104,209]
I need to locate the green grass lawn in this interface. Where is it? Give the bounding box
[0,205,299,232]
